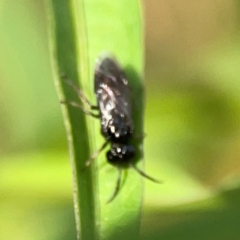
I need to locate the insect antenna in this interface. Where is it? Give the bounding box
[129,163,162,183]
[107,168,122,204]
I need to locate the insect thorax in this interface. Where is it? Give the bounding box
[101,114,133,143]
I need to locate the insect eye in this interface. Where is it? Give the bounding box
[125,145,135,158]
[106,150,117,164]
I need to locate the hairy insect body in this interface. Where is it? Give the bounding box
[95,58,135,165]
[62,55,160,203]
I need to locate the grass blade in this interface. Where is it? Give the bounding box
[47,0,144,239]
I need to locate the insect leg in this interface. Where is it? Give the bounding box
[60,100,100,118]
[129,163,162,183]
[107,167,122,204]
[61,73,99,110]
[84,141,109,167]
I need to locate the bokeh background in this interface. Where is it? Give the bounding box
[1,1,240,239]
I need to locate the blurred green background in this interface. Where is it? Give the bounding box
[1,0,240,239]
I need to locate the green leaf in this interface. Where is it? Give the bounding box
[46,0,144,240]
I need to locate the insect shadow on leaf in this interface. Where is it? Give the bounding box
[61,56,161,203]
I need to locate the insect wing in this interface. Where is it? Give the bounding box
[94,57,133,130]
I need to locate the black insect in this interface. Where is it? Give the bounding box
[61,55,160,203]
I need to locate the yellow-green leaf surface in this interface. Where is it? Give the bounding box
[47,0,144,239]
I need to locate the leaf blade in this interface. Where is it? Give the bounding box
[47,0,144,239]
